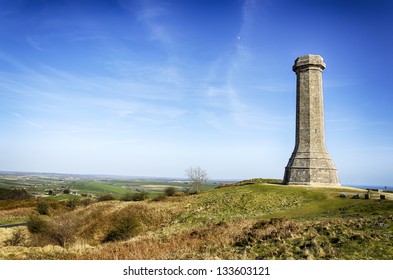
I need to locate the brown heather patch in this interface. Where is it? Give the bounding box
[75,201,177,244]
[0,199,36,211]
[234,215,393,260]
[59,215,393,260]
[0,199,36,225]
[0,207,35,224]
[25,200,179,249]
[2,214,393,260]
[57,219,252,260]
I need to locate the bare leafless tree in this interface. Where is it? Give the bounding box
[185,166,208,194]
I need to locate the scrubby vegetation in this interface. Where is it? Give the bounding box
[97,194,116,202]
[121,191,148,202]
[102,216,141,243]
[164,187,177,197]
[0,180,392,260]
[0,188,31,200]
[3,228,27,246]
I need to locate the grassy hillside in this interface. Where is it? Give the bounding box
[0,181,392,260]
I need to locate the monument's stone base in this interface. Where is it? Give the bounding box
[284,152,340,186]
[284,167,340,186]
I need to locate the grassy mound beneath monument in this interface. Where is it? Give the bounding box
[0,181,392,259]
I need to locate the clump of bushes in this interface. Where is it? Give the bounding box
[27,212,82,247]
[79,198,95,207]
[66,198,79,209]
[36,199,50,215]
[27,214,48,234]
[0,187,31,200]
[121,191,148,202]
[97,194,116,202]
[102,216,141,243]
[65,197,94,209]
[164,187,176,197]
[34,199,67,216]
[151,187,178,202]
[45,215,81,247]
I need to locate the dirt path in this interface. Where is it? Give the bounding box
[0,222,28,228]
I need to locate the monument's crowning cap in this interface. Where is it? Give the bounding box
[284,54,340,186]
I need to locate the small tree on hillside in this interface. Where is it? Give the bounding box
[185,166,208,194]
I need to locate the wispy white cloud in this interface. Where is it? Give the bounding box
[11,112,42,128]
[132,2,173,45]
[201,0,271,131]
[236,0,258,58]
[0,52,188,140]
[206,86,228,98]
[27,36,44,51]
[137,5,166,21]
[156,66,185,86]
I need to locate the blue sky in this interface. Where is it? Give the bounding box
[0,0,392,185]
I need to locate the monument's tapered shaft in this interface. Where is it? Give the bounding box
[284,54,340,186]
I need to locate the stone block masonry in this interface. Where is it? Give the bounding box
[284,54,340,186]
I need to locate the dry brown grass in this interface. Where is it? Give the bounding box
[59,219,253,260]
[0,207,35,224]
[48,214,393,260]
[0,199,35,210]
[1,183,393,260]
[24,200,179,249]
[0,199,36,225]
[0,199,181,259]
[0,228,12,245]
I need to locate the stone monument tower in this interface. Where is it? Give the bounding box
[284,54,340,186]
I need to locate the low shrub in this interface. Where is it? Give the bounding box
[27,214,48,234]
[121,193,135,201]
[102,216,140,243]
[36,199,50,215]
[27,212,83,247]
[164,187,176,197]
[97,194,116,202]
[66,198,79,209]
[3,228,27,246]
[121,192,148,202]
[46,215,81,247]
[152,194,166,202]
[79,198,95,206]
